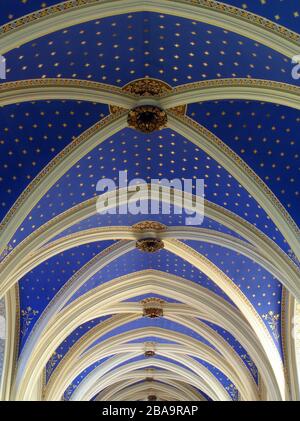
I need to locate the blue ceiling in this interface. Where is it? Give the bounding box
[19,241,115,351]
[0,1,61,26]
[202,320,258,384]
[221,0,300,33]
[10,128,288,253]
[193,357,239,400]
[0,2,298,402]
[188,100,300,227]
[4,13,297,87]
[0,100,109,222]
[65,249,234,306]
[63,356,111,401]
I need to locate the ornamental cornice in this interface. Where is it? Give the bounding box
[0,0,299,44]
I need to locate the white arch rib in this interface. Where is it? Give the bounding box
[0,226,288,296]
[72,356,229,401]
[160,80,300,110]
[0,0,299,57]
[15,271,281,401]
[96,371,207,401]
[1,188,299,301]
[1,79,300,111]
[107,380,201,401]
[45,327,257,400]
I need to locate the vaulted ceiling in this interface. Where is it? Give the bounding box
[0,0,299,402]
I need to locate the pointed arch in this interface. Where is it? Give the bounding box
[0,0,299,57]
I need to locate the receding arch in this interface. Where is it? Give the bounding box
[45,327,257,400]
[1,188,299,301]
[71,356,229,401]
[107,380,201,401]
[97,377,205,401]
[96,370,207,401]
[1,230,286,395]
[15,271,281,401]
[0,226,288,297]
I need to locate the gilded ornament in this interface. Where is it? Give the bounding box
[141,297,165,318]
[136,238,164,253]
[144,350,156,358]
[127,105,168,133]
[132,221,167,233]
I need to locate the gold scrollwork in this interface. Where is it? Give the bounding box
[20,306,39,337]
[262,311,280,341]
[127,105,168,133]
[136,238,165,253]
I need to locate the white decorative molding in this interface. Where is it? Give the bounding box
[1,188,299,302]
[0,0,299,57]
[45,327,258,400]
[96,371,206,401]
[72,356,229,401]
[16,271,281,401]
[161,79,300,110]
[0,79,135,108]
[0,286,19,401]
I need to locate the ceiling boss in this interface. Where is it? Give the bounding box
[110,78,185,132]
[125,79,169,133]
[127,104,168,134]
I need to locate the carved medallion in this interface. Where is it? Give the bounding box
[127,105,167,133]
[136,238,164,253]
[141,297,165,318]
[123,78,171,97]
[132,221,167,233]
[110,78,186,117]
[144,350,156,358]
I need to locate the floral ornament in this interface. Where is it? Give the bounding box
[21,306,39,337]
[241,354,258,379]
[226,383,239,401]
[288,249,300,269]
[63,384,77,401]
[46,351,63,379]
[0,244,13,262]
[127,105,168,133]
[262,311,280,341]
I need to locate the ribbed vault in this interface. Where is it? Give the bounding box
[0,0,299,402]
